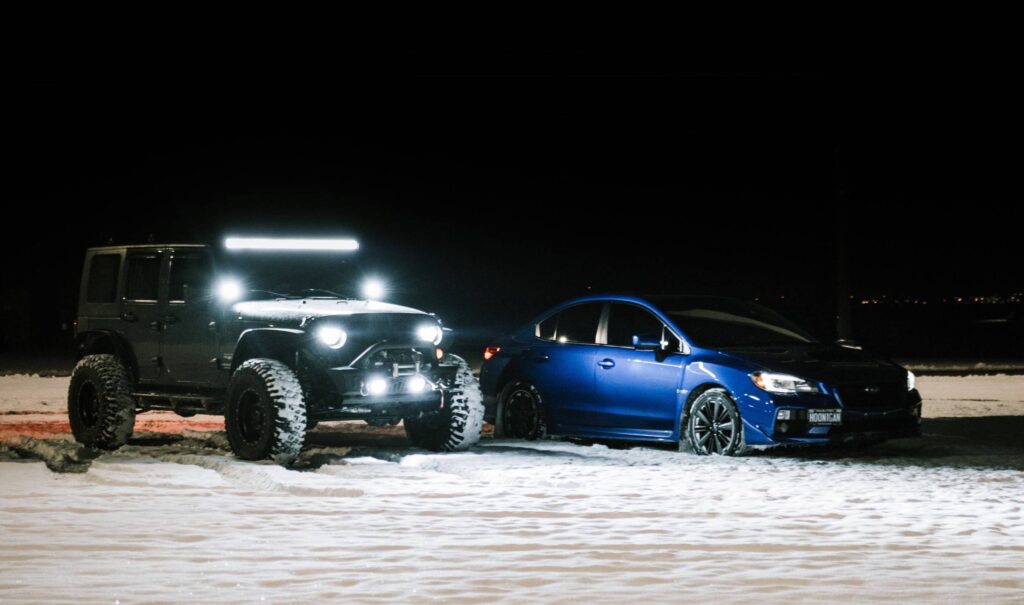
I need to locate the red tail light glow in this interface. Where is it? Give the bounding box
[483,346,501,361]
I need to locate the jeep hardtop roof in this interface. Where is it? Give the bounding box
[87,243,208,251]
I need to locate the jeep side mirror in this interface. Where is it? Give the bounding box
[182,282,203,305]
[182,284,214,306]
[632,334,666,351]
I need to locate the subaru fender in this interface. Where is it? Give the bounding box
[678,353,775,445]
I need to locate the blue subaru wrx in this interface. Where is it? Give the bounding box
[480,295,922,455]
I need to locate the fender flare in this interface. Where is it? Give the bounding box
[230,328,308,372]
[75,330,139,382]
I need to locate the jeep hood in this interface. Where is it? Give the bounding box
[231,298,429,323]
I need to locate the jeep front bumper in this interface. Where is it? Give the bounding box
[310,364,459,422]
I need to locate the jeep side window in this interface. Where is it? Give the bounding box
[124,255,160,301]
[168,254,212,302]
[86,254,121,303]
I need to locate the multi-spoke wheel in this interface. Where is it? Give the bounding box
[683,388,747,456]
[495,380,546,440]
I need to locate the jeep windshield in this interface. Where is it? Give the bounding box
[218,252,361,300]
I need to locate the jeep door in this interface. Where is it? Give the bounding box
[120,251,164,382]
[159,249,220,386]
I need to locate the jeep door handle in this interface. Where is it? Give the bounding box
[598,358,616,369]
[163,314,179,325]
[121,311,137,322]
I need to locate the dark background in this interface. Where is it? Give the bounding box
[4,62,1021,363]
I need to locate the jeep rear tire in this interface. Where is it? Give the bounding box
[403,355,484,451]
[67,354,136,450]
[225,358,307,466]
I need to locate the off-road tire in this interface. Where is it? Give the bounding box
[67,354,136,450]
[682,388,749,456]
[494,380,548,440]
[225,358,307,465]
[404,355,484,451]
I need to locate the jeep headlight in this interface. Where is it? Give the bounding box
[317,326,348,349]
[906,370,916,391]
[750,371,820,394]
[416,324,442,346]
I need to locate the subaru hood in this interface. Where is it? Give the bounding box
[718,344,907,386]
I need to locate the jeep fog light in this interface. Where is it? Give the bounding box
[366,377,388,396]
[407,376,427,394]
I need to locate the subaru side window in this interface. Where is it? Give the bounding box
[554,303,602,344]
[124,255,161,301]
[537,313,558,340]
[606,303,666,347]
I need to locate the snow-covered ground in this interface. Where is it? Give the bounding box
[1,374,1022,603]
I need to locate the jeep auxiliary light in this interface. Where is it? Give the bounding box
[362,278,385,300]
[224,237,360,251]
[215,278,244,303]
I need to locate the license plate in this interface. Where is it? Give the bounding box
[808,409,842,425]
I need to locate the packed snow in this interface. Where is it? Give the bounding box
[1,374,1022,603]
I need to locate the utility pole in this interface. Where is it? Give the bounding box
[835,146,853,340]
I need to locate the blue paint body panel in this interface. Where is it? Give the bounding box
[480,294,922,447]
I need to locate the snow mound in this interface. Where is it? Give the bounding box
[0,436,100,473]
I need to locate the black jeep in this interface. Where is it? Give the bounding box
[69,241,483,465]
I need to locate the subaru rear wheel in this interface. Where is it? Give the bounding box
[495,381,546,440]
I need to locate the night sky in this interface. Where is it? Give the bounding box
[5,64,1021,353]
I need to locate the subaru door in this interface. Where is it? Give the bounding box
[525,302,602,431]
[591,302,686,436]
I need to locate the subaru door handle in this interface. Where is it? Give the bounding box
[598,358,616,369]
[532,353,550,362]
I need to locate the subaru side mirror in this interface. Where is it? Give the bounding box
[632,334,666,351]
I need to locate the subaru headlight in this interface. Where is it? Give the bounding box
[906,370,915,391]
[416,324,443,346]
[750,372,820,394]
[317,326,348,349]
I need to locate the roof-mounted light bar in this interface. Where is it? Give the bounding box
[224,237,360,251]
